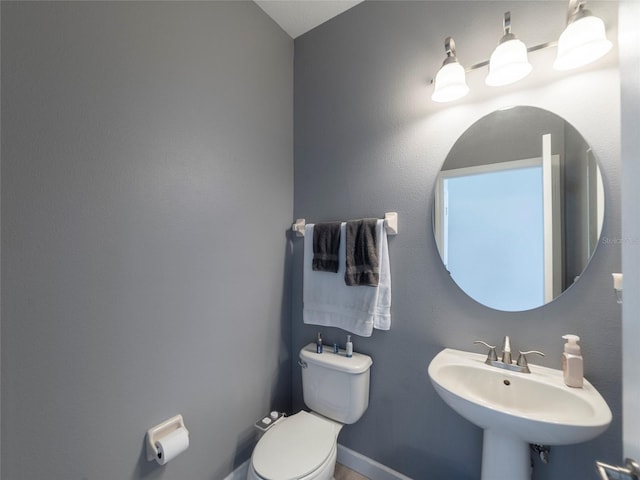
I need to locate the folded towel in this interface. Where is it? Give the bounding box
[303,220,391,337]
[312,222,342,273]
[344,218,379,286]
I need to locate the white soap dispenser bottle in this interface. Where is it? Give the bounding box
[345,335,353,358]
[562,334,583,388]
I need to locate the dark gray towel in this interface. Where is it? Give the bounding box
[345,218,379,286]
[312,222,342,273]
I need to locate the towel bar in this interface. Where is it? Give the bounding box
[292,212,398,237]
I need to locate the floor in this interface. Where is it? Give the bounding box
[334,463,370,480]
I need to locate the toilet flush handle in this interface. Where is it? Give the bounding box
[298,360,308,369]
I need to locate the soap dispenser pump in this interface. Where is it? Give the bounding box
[562,334,583,388]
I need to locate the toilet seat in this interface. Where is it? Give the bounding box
[252,411,337,480]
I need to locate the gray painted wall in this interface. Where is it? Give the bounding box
[293,2,621,479]
[1,2,292,479]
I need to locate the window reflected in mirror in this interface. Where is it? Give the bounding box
[433,107,604,312]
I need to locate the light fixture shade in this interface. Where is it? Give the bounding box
[486,38,533,86]
[432,62,469,103]
[554,14,612,70]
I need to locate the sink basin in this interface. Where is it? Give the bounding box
[428,348,612,479]
[428,348,612,444]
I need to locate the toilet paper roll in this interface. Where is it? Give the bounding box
[155,427,189,465]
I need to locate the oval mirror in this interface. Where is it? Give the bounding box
[433,106,604,312]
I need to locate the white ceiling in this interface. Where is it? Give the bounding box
[254,0,364,38]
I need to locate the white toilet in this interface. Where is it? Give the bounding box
[247,342,373,480]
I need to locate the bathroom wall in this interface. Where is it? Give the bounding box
[293,2,621,479]
[1,2,292,479]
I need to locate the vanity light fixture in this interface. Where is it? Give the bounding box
[553,0,612,71]
[485,12,532,87]
[431,37,469,103]
[431,0,612,102]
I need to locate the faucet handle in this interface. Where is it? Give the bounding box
[516,350,545,373]
[474,340,498,364]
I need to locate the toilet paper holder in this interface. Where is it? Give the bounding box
[145,414,187,462]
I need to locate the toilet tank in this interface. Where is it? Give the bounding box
[299,343,373,424]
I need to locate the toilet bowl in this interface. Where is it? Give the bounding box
[247,411,342,480]
[246,343,373,480]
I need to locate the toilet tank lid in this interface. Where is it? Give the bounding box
[300,343,372,374]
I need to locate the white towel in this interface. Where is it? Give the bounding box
[303,220,391,337]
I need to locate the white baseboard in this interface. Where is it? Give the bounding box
[337,444,413,480]
[223,459,249,480]
[224,445,412,480]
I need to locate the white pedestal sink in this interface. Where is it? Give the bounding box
[428,348,612,480]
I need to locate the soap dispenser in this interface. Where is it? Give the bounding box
[562,334,583,388]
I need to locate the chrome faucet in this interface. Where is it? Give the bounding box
[474,337,544,374]
[501,336,512,365]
